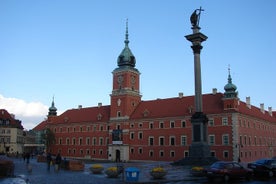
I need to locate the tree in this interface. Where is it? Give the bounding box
[41,128,55,152]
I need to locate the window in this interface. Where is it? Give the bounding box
[86,149,90,155]
[59,138,62,145]
[209,119,214,126]
[149,122,153,129]
[222,134,229,145]
[184,151,189,157]
[93,137,97,145]
[130,148,134,154]
[170,151,175,157]
[181,121,186,127]
[149,137,154,146]
[170,121,175,128]
[139,148,142,154]
[139,123,143,128]
[160,150,164,157]
[223,151,229,159]
[222,117,228,125]
[117,111,121,117]
[73,138,76,145]
[159,121,164,128]
[211,151,216,157]
[170,136,175,146]
[181,136,187,146]
[138,132,143,139]
[66,138,70,145]
[149,150,154,157]
[209,135,215,145]
[86,137,90,145]
[159,137,165,146]
[130,132,134,139]
[79,138,83,145]
[99,137,103,145]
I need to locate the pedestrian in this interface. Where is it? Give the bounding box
[46,152,52,171]
[26,152,30,164]
[23,152,26,162]
[55,153,62,172]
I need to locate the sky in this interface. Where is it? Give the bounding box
[1,0,276,130]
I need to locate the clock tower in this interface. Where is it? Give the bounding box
[110,20,141,120]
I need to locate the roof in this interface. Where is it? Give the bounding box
[49,105,110,124]
[0,109,23,129]
[32,120,48,131]
[34,92,276,129]
[130,93,224,119]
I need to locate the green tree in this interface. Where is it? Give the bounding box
[41,128,55,152]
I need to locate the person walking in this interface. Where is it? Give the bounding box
[55,153,62,172]
[46,152,52,171]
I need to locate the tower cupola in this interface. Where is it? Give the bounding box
[48,97,57,116]
[117,19,136,68]
[224,67,238,98]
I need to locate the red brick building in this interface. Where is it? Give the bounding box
[34,25,276,163]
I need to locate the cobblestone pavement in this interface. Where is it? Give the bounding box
[0,157,204,184]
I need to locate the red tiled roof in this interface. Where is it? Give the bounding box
[238,101,276,123]
[34,92,276,128]
[32,120,48,131]
[50,105,110,124]
[130,93,224,119]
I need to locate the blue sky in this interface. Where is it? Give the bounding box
[1,0,276,130]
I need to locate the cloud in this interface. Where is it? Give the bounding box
[0,94,48,130]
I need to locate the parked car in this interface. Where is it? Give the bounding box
[203,161,253,182]
[247,158,276,177]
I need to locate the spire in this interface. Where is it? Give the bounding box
[124,19,129,47]
[117,19,136,68]
[48,96,57,116]
[224,66,238,98]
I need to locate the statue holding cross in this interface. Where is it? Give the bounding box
[190,7,204,28]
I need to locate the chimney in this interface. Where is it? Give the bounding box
[212,88,217,95]
[98,102,102,108]
[78,105,82,109]
[178,92,184,98]
[268,107,272,116]
[246,97,251,109]
[260,103,265,113]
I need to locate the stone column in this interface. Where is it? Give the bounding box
[185,27,214,162]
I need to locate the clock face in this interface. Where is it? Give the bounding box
[117,75,123,83]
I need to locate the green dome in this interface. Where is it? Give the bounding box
[224,68,238,98]
[117,20,136,68]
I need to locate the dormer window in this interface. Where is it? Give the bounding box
[97,113,102,120]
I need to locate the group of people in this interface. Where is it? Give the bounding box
[46,152,62,172]
[22,152,31,164]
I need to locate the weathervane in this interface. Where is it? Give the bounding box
[190,6,204,28]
